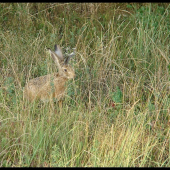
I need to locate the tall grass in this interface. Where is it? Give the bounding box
[0,3,170,167]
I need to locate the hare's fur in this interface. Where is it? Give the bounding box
[24,45,75,102]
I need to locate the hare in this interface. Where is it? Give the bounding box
[24,44,76,104]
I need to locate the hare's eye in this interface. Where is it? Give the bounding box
[64,69,67,72]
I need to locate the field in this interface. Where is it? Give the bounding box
[0,3,170,167]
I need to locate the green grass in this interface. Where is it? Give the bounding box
[0,3,170,167]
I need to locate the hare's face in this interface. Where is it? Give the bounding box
[62,65,75,79]
[49,44,76,79]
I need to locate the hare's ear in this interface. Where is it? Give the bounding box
[54,44,64,61]
[64,48,76,65]
[64,56,70,65]
[49,49,63,72]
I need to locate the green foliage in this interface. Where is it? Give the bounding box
[4,77,15,95]
[111,86,123,104]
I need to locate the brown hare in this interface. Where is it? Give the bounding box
[24,44,75,104]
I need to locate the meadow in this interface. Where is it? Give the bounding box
[0,3,170,167]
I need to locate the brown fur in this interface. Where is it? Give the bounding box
[23,45,75,102]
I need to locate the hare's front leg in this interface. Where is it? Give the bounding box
[58,99,63,113]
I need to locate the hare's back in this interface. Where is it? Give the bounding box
[27,74,52,87]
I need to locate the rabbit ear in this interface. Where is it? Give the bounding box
[49,49,63,73]
[64,48,76,65]
[64,56,71,65]
[54,44,64,61]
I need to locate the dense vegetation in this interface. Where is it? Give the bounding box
[0,3,169,167]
